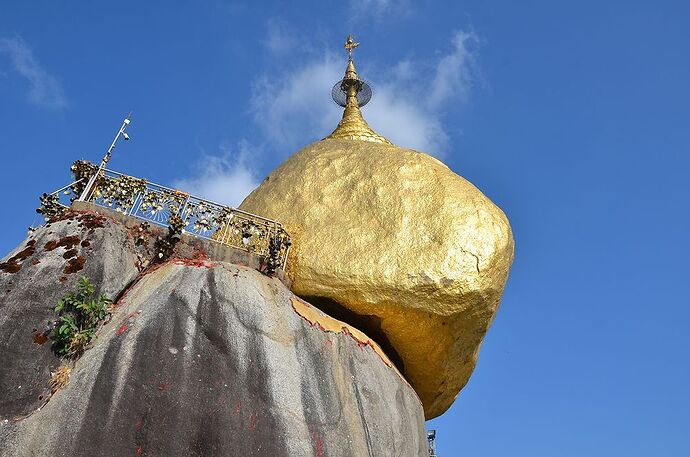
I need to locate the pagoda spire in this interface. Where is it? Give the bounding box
[324,35,392,144]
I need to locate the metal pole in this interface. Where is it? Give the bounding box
[78,114,132,201]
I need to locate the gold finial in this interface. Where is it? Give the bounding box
[344,34,359,60]
[324,35,392,145]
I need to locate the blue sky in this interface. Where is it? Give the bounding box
[2,1,689,455]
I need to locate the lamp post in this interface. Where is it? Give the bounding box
[78,114,132,201]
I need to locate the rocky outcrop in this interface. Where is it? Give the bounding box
[0,211,140,420]
[240,138,515,418]
[0,213,426,456]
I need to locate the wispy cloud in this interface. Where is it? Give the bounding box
[428,31,479,109]
[349,0,393,10]
[347,0,400,16]
[250,54,343,151]
[172,141,261,208]
[250,30,480,156]
[347,0,413,21]
[0,36,67,109]
[175,29,479,206]
[263,19,296,56]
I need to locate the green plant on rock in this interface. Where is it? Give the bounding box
[52,276,111,358]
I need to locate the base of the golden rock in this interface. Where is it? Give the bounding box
[0,214,427,455]
[240,137,514,419]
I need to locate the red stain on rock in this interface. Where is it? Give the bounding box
[306,320,328,332]
[45,209,79,224]
[63,256,86,274]
[44,240,58,251]
[341,327,374,351]
[311,431,324,457]
[59,276,68,283]
[116,324,128,335]
[31,259,41,265]
[135,446,144,455]
[45,235,81,252]
[33,331,49,345]
[191,243,209,261]
[81,239,91,248]
[248,411,259,430]
[170,256,217,269]
[233,403,241,416]
[0,262,21,274]
[0,242,36,273]
[59,236,81,249]
[63,249,78,259]
[77,212,106,229]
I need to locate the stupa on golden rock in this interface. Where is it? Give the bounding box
[240,35,514,419]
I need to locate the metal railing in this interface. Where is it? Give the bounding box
[37,161,291,272]
[427,430,438,456]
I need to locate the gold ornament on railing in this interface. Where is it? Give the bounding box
[70,160,99,202]
[39,160,292,273]
[93,175,147,213]
[36,193,66,221]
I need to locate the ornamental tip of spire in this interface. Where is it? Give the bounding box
[343,34,361,85]
[324,35,392,145]
[345,34,359,60]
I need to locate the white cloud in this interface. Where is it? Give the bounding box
[347,0,415,21]
[250,30,480,157]
[0,36,67,109]
[428,31,478,110]
[172,141,260,208]
[263,19,295,56]
[364,84,449,153]
[350,0,392,8]
[175,30,479,203]
[250,54,342,150]
[348,0,396,16]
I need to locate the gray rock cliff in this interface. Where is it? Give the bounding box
[0,209,427,456]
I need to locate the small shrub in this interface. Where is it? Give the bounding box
[52,276,111,358]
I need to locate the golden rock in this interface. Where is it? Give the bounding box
[240,138,514,418]
[239,36,514,418]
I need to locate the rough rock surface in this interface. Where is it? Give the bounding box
[240,138,515,418]
[1,247,426,455]
[0,211,139,420]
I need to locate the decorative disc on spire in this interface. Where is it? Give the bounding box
[331,80,372,107]
[324,35,392,145]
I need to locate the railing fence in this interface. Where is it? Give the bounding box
[36,161,291,273]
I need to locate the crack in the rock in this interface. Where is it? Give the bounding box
[460,248,481,274]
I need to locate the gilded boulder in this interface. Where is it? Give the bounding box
[240,138,514,418]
